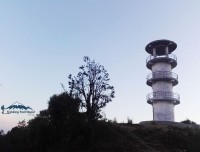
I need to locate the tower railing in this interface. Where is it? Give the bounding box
[146,91,180,104]
[146,71,178,81]
[146,54,177,64]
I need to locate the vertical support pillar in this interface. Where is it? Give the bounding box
[165,46,169,57]
[153,48,156,58]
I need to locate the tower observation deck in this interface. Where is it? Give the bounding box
[145,39,180,121]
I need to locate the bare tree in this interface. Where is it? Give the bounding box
[68,56,115,122]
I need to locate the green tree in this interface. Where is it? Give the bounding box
[68,56,115,122]
[28,115,51,151]
[48,92,80,127]
[25,93,80,151]
[0,130,4,135]
[17,120,26,128]
[47,92,81,145]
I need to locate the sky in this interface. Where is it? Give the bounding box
[1,0,200,132]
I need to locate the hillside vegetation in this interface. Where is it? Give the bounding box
[1,120,200,152]
[1,92,200,152]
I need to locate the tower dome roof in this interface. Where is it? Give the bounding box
[145,39,177,55]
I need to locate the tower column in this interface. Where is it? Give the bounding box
[145,39,180,122]
[153,48,156,58]
[165,46,169,57]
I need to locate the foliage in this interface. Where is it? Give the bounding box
[17,120,27,128]
[113,117,117,123]
[48,92,80,127]
[2,89,200,151]
[181,119,197,125]
[68,56,115,122]
[2,109,200,152]
[127,117,133,125]
[0,130,4,135]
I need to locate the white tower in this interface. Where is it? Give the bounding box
[146,39,180,121]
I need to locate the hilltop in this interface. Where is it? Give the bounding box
[1,92,199,152]
[1,120,200,152]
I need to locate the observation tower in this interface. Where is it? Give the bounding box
[145,39,180,121]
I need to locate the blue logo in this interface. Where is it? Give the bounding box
[1,101,35,115]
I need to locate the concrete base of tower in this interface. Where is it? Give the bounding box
[153,101,174,121]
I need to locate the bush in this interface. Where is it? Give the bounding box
[181,119,196,125]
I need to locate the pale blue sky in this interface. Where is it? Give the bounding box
[1,0,200,131]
